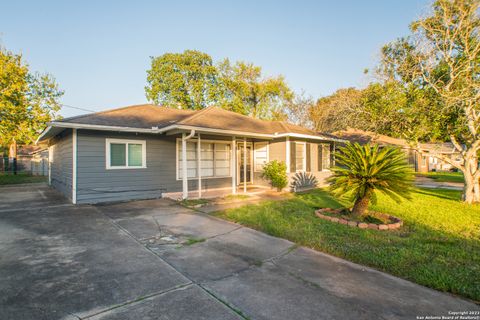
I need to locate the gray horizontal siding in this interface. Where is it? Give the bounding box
[50,130,73,200]
[76,130,232,204]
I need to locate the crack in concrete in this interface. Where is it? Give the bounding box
[80,283,194,319]
[94,207,249,320]
[268,257,390,320]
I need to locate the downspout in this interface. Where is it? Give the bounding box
[72,129,77,204]
[182,130,195,199]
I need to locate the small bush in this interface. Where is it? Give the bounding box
[261,160,288,191]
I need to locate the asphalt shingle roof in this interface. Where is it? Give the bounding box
[58,104,327,137]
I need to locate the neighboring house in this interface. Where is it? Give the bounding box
[335,129,460,173]
[5,145,49,175]
[37,104,343,204]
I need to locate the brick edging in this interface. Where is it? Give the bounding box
[315,208,403,230]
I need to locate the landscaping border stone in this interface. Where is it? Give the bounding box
[315,208,403,230]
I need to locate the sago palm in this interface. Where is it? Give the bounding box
[328,143,414,217]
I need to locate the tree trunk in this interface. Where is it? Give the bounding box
[462,170,480,204]
[351,189,373,217]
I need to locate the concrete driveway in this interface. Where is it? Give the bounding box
[0,184,476,320]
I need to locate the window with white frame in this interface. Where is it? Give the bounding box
[319,143,331,170]
[178,141,198,178]
[106,139,146,169]
[177,139,231,179]
[201,143,214,177]
[214,143,231,176]
[295,142,306,172]
[254,142,269,172]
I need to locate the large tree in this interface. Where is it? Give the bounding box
[217,59,293,120]
[308,87,362,132]
[284,91,314,128]
[145,50,221,110]
[0,47,63,157]
[378,0,480,203]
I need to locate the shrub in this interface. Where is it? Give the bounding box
[261,160,288,191]
[291,172,318,192]
[328,143,414,217]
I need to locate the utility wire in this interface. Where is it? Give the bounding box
[60,103,97,113]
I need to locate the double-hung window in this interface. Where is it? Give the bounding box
[106,139,146,169]
[295,142,306,172]
[177,139,231,179]
[254,142,269,172]
[318,143,331,170]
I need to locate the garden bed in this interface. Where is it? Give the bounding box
[315,208,403,230]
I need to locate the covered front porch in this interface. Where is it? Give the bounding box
[173,129,272,200]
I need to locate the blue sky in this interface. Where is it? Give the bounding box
[1,0,428,118]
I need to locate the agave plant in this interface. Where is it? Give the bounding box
[291,172,318,192]
[328,143,414,217]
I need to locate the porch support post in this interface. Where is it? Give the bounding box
[243,137,247,193]
[182,130,195,199]
[197,133,201,198]
[182,133,188,199]
[286,136,290,173]
[231,137,236,194]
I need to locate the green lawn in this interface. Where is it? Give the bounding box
[213,188,480,302]
[418,171,464,183]
[0,173,47,185]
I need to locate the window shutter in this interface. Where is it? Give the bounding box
[306,143,311,172]
[290,141,296,172]
[318,144,323,171]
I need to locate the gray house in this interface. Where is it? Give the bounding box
[37,104,342,204]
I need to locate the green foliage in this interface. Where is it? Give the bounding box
[373,0,480,143]
[357,82,446,141]
[217,59,293,120]
[329,143,414,215]
[213,188,480,301]
[0,173,47,185]
[0,46,63,148]
[179,198,210,207]
[183,238,206,246]
[308,87,362,133]
[145,51,293,120]
[261,160,288,191]
[145,50,220,110]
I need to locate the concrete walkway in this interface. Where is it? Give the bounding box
[0,184,477,320]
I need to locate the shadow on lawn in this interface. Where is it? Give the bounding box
[294,188,347,209]
[414,188,463,201]
[217,188,480,301]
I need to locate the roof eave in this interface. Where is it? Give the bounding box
[276,133,346,143]
[39,122,344,142]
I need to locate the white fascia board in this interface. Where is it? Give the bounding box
[40,122,343,142]
[47,121,158,133]
[36,126,52,144]
[275,133,345,143]
[172,125,275,139]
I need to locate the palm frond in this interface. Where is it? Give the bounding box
[329,142,414,203]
